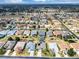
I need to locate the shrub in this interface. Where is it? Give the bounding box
[15,37,20,41]
[68,40,75,43]
[8,37,13,41]
[67,48,76,56]
[0,48,6,55]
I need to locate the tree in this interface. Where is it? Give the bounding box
[46,28,48,32]
[15,37,20,41]
[8,37,13,41]
[67,48,76,56]
[0,48,6,55]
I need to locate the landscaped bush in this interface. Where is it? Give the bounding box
[15,37,20,41]
[67,48,76,56]
[0,48,6,55]
[8,37,13,41]
[68,40,75,43]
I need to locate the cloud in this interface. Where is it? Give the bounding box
[0,0,79,4]
[34,0,46,2]
[5,0,23,3]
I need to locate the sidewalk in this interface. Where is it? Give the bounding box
[37,50,42,57]
[4,50,11,56]
[30,51,34,56]
[56,53,61,57]
[11,51,16,56]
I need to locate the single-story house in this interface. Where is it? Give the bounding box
[39,36,45,42]
[0,30,9,35]
[26,41,35,51]
[15,30,24,35]
[46,30,53,37]
[58,41,70,52]
[0,34,5,38]
[0,30,9,38]
[37,41,46,50]
[14,42,26,51]
[70,43,79,55]
[31,30,37,36]
[48,42,59,54]
[38,30,46,36]
[3,41,16,50]
[0,42,5,49]
[57,41,70,56]
[53,31,62,36]
[23,30,30,36]
[62,31,73,39]
[7,30,17,36]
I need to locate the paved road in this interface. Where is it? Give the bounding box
[0,56,78,59]
[54,16,79,40]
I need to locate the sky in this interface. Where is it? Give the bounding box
[0,0,79,4]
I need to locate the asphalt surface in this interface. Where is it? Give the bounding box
[0,56,78,59]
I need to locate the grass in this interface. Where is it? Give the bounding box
[0,36,9,42]
[16,49,30,56]
[42,49,54,57]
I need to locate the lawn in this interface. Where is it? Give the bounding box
[16,49,30,56]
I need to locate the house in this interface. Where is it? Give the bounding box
[23,30,30,36]
[58,41,70,51]
[57,41,70,57]
[26,41,35,51]
[15,30,24,35]
[40,18,48,24]
[0,42,5,49]
[0,30,9,38]
[31,30,37,36]
[7,30,17,36]
[0,30,9,35]
[0,34,5,38]
[46,30,53,37]
[70,43,79,55]
[47,41,61,57]
[53,30,62,36]
[26,41,35,56]
[62,31,72,39]
[48,42,59,54]
[38,30,46,36]
[39,36,45,42]
[3,41,16,50]
[37,41,46,50]
[14,42,26,51]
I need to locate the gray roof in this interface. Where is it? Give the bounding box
[48,43,59,54]
[26,41,35,51]
[4,41,16,50]
[23,30,30,35]
[38,30,46,36]
[0,34,5,38]
[47,30,53,37]
[39,36,45,41]
[31,30,37,36]
[7,30,17,36]
[0,30,9,35]
[37,42,46,50]
[0,42,5,49]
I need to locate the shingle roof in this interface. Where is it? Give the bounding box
[4,41,16,50]
[23,30,30,35]
[70,43,79,51]
[26,41,35,51]
[31,30,37,36]
[7,30,17,36]
[14,42,26,51]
